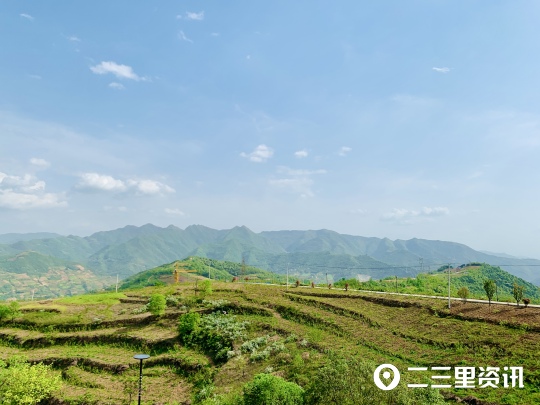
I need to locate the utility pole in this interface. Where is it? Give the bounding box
[395,275,398,293]
[116,274,119,293]
[241,256,246,285]
[325,272,329,286]
[286,262,289,290]
[448,264,451,309]
[419,258,424,273]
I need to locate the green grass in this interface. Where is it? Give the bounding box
[1,282,539,404]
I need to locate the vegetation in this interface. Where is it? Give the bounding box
[148,293,166,315]
[1,261,540,404]
[484,279,496,306]
[457,286,469,302]
[243,373,304,405]
[0,356,62,404]
[513,283,524,307]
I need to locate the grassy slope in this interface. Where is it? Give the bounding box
[1,283,540,404]
[335,264,540,303]
[118,256,287,290]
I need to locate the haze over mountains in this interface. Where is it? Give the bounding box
[1,224,539,300]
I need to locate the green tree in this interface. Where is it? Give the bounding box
[457,287,470,302]
[147,294,166,316]
[0,355,62,405]
[483,279,496,307]
[243,374,304,405]
[513,283,524,307]
[200,280,213,297]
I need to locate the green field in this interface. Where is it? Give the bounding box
[1,280,539,404]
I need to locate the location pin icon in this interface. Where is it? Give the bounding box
[373,364,400,390]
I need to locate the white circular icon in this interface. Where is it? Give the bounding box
[373,364,400,390]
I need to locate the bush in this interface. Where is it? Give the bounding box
[243,374,304,405]
[148,294,166,316]
[178,312,248,362]
[457,287,470,302]
[200,280,213,297]
[0,356,62,405]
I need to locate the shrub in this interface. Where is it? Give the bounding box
[243,374,304,405]
[483,279,496,306]
[200,280,213,297]
[166,295,181,307]
[178,313,248,362]
[295,280,300,288]
[148,294,166,316]
[457,287,470,302]
[523,298,531,308]
[0,356,62,405]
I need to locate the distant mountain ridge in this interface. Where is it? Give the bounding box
[1,224,540,300]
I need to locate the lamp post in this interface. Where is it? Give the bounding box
[133,354,150,405]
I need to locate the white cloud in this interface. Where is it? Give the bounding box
[20,13,34,21]
[29,74,41,80]
[90,61,143,81]
[294,150,308,158]
[76,173,127,192]
[240,144,274,163]
[0,171,65,210]
[109,82,125,90]
[338,146,352,156]
[211,32,220,37]
[432,67,451,73]
[126,179,175,195]
[76,173,175,196]
[178,31,194,43]
[30,158,50,168]
[0,190,66,210]
[186,11,204,20]
[68,36,81,42]
[165,208,185,216]
[381,206,450,224]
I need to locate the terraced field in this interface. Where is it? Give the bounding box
[1,284,539,404]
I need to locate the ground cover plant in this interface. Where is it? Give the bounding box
[0,279,539,404]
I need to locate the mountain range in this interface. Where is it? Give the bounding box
[1,223,539,300]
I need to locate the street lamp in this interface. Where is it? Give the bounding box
[133,354,150,405]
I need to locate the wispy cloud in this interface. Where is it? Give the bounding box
[178,31,194,43]
[240,144,274,163]
[349,208,367,215]
[90,61,144,81]
[30,158,50,169]
[338,146,352,156]
[270,166,326,198]
[177,11,204,21]
[269,177,314,198]
[108,82,125,90]
[165,208,186,216]
[432,67,451,73]
[76,173,174,196]
[20,13,34,21]
[68,36,81,42]
[277,166,326,176]
[294,150,308,158]
[0,171,66,210]
[381,206,450,224]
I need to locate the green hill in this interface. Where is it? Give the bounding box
[118,256,286,290]
[336,264,540,303]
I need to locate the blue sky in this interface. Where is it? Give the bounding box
[1,1,540,258]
